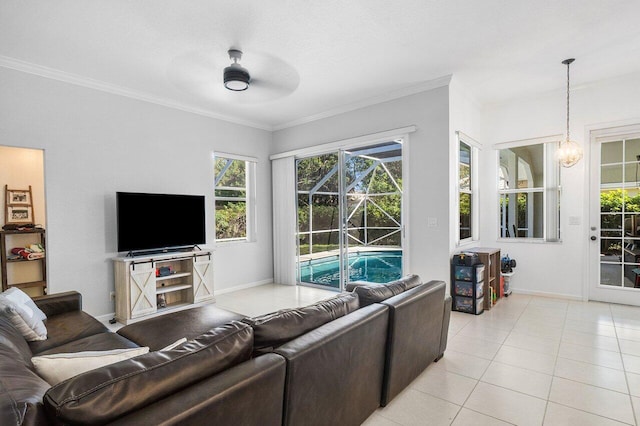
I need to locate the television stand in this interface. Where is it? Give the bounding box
[113,248,214,324]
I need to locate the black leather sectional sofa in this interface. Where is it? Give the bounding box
[0,275,450,425]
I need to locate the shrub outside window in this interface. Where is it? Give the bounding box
[214,156,255,241]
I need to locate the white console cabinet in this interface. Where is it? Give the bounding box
[113,250,214,324]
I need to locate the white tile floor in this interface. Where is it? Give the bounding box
[215,284,640,425]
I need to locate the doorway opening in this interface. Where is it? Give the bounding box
[0,146,47,297]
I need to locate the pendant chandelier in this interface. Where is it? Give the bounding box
[557,58,583,168]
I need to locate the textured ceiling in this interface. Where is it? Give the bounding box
[1,1,639,129]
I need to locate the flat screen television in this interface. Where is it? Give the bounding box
[116,192,206,253]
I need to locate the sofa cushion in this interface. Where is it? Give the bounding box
[32,346,150,385]
[44,321,253,425]
[0,297,47,341]
[243,292,359,353]
[29,310,108,355]
[354,274,422,307]
[35,331,140,356]
[117,304,244,351]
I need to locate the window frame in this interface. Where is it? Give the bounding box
[456,132,479,246]
[214,153,257,243]
[496,136,561,242]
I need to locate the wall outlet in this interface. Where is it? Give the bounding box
[110,291,116,301]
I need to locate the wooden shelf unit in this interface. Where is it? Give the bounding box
[113,249,215,324]
[0,229,47,294]
[467,248,501,310]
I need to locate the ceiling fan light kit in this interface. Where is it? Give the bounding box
[223,49,251,91]
[557,57,583,168]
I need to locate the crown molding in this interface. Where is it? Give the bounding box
[0,55,272,131]
[272,75,452,131]
[0,55,454,133]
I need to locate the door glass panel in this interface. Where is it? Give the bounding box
[296,153,341,288]
[296,142,403,290]
[344,142,403,284]
[600,260,622,287]
[601,141,623,164]
[601,165,623,185]
[624,139,640,161]
[624,163,640,185]
[599,139,640,289]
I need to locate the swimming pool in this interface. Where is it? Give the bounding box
[299,250,402,288]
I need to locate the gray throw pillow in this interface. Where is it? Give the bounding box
[0,297,47,341]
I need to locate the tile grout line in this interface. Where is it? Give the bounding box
[542,299,570,425]
[614,302,639,426]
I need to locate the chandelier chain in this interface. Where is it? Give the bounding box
[566,61,570,142]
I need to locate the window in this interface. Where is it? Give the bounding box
[498,139,560,240]
[214,155,256,242]
[457,133,478,244]
[459,141,473,241]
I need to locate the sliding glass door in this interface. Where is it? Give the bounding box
[296,141,403,291]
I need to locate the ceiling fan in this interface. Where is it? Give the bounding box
[167,47,300,104]
[223,49,250,91]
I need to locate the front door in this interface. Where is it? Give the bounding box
[590,126,640,305]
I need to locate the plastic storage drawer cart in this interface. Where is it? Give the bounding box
[451,255,484,315]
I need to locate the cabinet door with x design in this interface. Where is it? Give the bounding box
[193,254,214,303]
[129,262,157,318]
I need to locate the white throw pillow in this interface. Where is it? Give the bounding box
[32,346,150,385]
[0,297,47,341]
[160,337,187,351]
[1,287,47,320]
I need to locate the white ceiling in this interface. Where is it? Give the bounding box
[2,1,640,130]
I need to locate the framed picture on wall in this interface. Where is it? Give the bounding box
[7,189,31,205]
[7,205,33,224]
[4,185,35,225]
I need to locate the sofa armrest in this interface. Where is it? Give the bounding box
[33,291,82,317]
[110,354,286,426]
[379,280,446,405]
[437,294,452,361]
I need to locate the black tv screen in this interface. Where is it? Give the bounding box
[117,192,206,253]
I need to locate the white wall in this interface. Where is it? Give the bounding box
[273,86,451,284]
[481,72,640,299]
[0,68,274,316]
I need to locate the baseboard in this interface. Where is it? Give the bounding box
[511,288,582,301]
[95,312,116,323]
[214,278,274,296]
